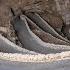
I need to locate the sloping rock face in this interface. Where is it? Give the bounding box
[0,0,70,68]
[0,0,64,43]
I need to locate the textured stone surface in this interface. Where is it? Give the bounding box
[0,0,64,42]
[0,0,70,65]
[0,59,70,70]
[0,52,70,70]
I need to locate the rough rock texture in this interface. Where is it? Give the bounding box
[0,0,65,44]
[25,16,70,45]
[55,0,70,40]
[39,11,63,33]
[0,0,70,68]
[0,59,70,70]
